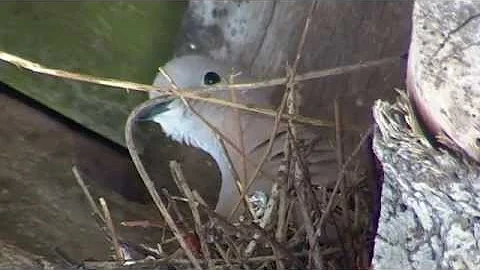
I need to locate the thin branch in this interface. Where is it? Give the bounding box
[0,51,156,92]
[228,72,248,186]
[0,51,398,96]
[163,83,342,129]
[170,161,214,269]
[218,137,256,221]
[243,182,280,258]
[225,235,251,270]
[121,220,165,229]
[314,127,373,238]
[99,198,124,263]
[71,166,104,222]
[158,68,255,220]
[195,57,400,95]
[334,99,353,266]
[226,72,257,220]
[288,129,323,269]
[0,50,396,129]
[161,188,190,231]
[285,2,323,268]
[178,89,342,129]
[285,126,322,216]
[334,99,348,226]
[192,191,301,268]
[72,167,153,261]
[214,242,232,268]
[228,89,290,219]
[224,235,247,267]
[291,0,318,74]
[275,142,292,244]
[124,105,203,270]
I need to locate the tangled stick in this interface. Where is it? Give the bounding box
[124,96,203,270]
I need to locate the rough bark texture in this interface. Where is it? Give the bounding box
[407,0,480,162]
[372,92,480,269]
[373,1,480,269]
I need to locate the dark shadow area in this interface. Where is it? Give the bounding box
[0,80,221,205]
[0,81,150,203]
[0,81,127,153]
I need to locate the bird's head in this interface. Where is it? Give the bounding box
[149,54,230,100]
[141,55,239,152]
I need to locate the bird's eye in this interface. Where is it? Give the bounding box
[204,71,221,85]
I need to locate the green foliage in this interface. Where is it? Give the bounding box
[0,2,186,145]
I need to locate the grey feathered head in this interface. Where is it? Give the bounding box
[144,55,239,151]
[149,55,231,99]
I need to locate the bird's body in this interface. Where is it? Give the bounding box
[148,55,336,218]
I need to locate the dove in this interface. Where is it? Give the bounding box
[146,55,337,219]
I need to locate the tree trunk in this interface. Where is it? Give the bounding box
[373,2,480,268]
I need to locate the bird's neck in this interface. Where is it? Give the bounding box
[152,101,222,155]
[151,102,237,214]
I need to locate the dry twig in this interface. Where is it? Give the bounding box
[72,166,104,222]
[214,242,232,268]
[334,99,353,266]
[226,72,257,220]
[244,183,280,258]
[0,50,396,129]
[275,142,292,244]
[192,191,301,268]
[284,2,323,269]
[0,51,397,97]
[170,161,214,269]
[161,188,190,232]
[228,72,248,187]
[334,99,348,226]
[125,107,203,270]
[99,198,124,263]
[120,220,164,229]
[314,127,373,238]
[228,90,289,219]
[158,68,256,220]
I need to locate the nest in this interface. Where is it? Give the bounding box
[66,85,376,270]
[110,25,377,269]
[121,129,374,270]
[0,48,386,270]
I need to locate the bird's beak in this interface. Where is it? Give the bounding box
[136,98,175,122]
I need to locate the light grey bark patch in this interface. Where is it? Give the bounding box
[409,0,480,162]
[372,92,480,269]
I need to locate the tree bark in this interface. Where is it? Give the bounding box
[373,1,480,268]
[373,91,480,269]
[407,0,480,162]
